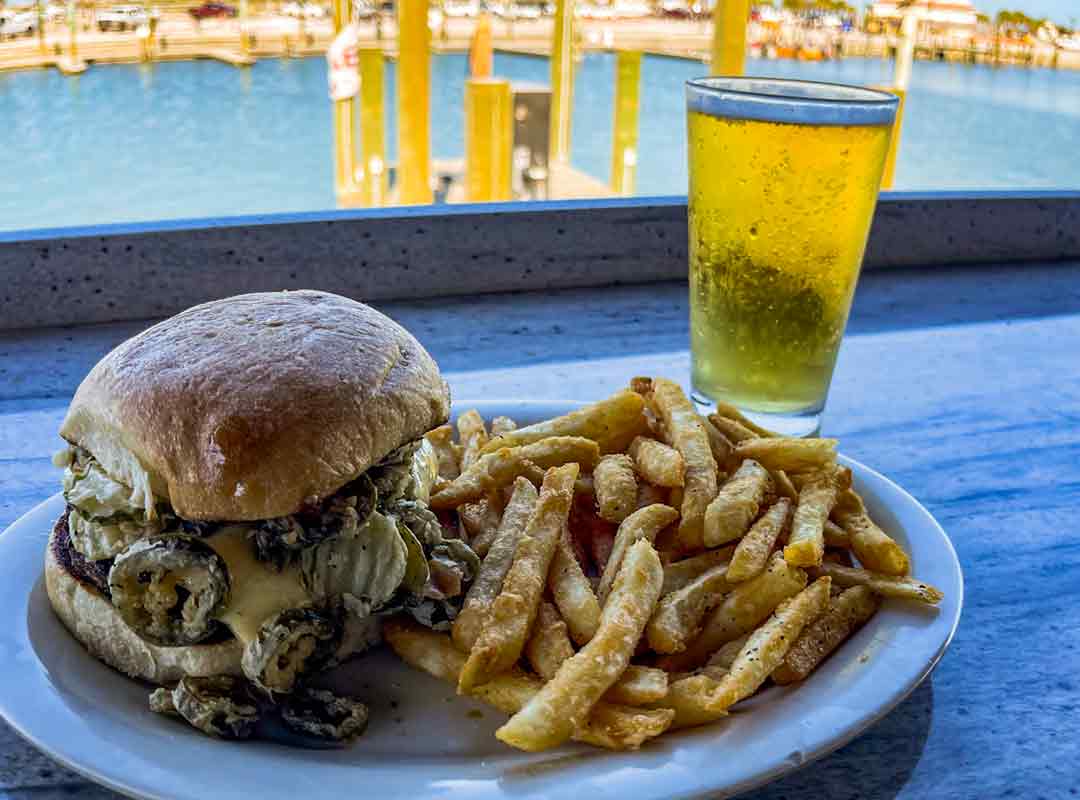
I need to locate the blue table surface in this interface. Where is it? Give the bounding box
[1,261,1079,799]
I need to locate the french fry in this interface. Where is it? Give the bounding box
[603,666,670,706]
[495,539,664,751]
[458,493,504,557]
[705,634,749,671]
[550,526,602,645]
[424,424,461,482]
[701,417,736,471]
[458,464,578,692]
[452,478,539,653]
[430,448,542,510]
[628,436,686,488]
[636,481,668,510]
[810,562,944,605]
[594,454,638,523]
[629,376,653,396]
[525,605,668,707]
[733,437,838,473]
[490,416,518,437]
[823,519,851,549]
[701,577,832,711]
[385,619,672,750]
[824,549,855,567]
[785,464,852,568]
[772,585,880,684]
[457,409,489,471]
[773,469,798,501]
[709,401,780,438]
[661,673,729,729]
[651,379,718,551]
[659,552,806,672]
[481,391,648,455]
[597,503,679,605]
[525,601,575,680]
[726,498,792,582]
[646,562,733,654]
[703,459,774,547]
[661,546,735,595]
[833,489,910,576]
[706,413,757,444]
[516,436,600,471]
[430,438,596,509]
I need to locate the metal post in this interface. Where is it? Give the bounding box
[66,0,77,62]
[464,77,512,202]
[239,0,249,55]
[331,0,359,204]
[549,0,574,164]
[36,0,46,54]
[711,0,749,76]
[610,50,641,196]
[358,46,386,206]
[881,8,916,190]
[397,0,432,204]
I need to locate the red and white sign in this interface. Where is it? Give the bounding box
[327,24,361,101]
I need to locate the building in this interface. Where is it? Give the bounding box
[869,1,978,34]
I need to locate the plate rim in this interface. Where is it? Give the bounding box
[0,399,964,800]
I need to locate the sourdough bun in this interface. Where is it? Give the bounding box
[45,517,243,684]
[60,291,450,520]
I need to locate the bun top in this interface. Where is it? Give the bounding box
[61,291,450,521]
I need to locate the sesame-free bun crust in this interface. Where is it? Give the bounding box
[60,291,450,520]
[45,517,243,684]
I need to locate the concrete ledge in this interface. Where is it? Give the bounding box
[0,192,1077,331]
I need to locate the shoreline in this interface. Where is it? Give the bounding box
[3,16,1079,75]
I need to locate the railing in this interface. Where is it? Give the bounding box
[1,191,1077,331]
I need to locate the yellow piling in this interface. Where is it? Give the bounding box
[66,0,77,61]
[358,46,387,206]
[610,50,641,196]
[881,9,916,189]
[468,11,493,78]
[397,0,432,204]
[464,77,512,202]
[239,0,250,56]
[331,0,359,204]
[549,0,574,164]
[36,0,46,54]
[711,0,749,76]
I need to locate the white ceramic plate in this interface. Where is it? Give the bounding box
[0,401,962,800]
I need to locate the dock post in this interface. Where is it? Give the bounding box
[464,77,512,202]
[711,0,749,76]
[880,7,915,189]
[66,0,77,62]
[331,0,359,205]
[549,0,574,165]
[397,0,433,204]
[239,0,250,56]
[36,0,47,54]
[610,50,641,196]
[358,46,387,206]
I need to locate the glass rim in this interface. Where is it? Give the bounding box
[686,76,899,127]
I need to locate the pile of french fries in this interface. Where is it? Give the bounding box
[384,378,944,753]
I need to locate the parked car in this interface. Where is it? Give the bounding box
[0,11,38,38]
[97,5,149,30]
[189,1,237,18]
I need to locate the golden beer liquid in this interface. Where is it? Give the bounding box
[688,110,891,413]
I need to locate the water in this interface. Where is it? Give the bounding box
[2,52,1080,231]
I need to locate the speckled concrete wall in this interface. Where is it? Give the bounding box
[1,193,1077,331]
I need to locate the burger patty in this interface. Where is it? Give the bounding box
[52,509,113,597]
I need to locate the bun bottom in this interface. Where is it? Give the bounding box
[45,515,243,685]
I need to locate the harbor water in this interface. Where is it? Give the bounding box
[2,52,1080,231]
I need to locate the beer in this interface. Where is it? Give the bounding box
[686,79,896,433]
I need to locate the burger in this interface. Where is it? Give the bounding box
[45,290,478,744]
